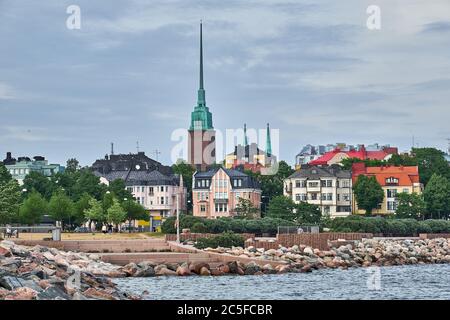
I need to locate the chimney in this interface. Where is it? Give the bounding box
[6,152,11,160]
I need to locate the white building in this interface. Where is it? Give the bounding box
[284,165,352,218]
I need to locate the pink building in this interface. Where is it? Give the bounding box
[192,167,261,219]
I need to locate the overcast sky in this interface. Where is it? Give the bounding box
[1,0,449,167]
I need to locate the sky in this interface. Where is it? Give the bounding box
[0,0,449,167]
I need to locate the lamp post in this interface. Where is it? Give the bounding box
[176,192,180,243]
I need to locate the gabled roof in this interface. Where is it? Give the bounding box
[351,163,420,186]
[288,164,351,179]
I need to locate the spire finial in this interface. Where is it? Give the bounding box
[266,123,272,156]
[244,123,248,147]
[199,21,204,90]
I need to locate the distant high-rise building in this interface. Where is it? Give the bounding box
[188,22,216,171]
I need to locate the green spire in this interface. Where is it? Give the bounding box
[190,21,213,131]
[244,123,248,146]
[266,123,272,156]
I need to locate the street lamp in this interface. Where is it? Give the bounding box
[176,192,180,243]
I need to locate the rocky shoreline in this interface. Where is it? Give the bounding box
[203,237,450,272]
[0,240,138,300]
[2,238,450,299]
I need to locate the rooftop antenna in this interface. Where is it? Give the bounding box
[111,142,114,155]
[136,141,140,153]
[153,149,161,162]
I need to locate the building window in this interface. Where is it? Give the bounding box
[387,201,398,211]
[321,193,327,200]
[327,193,333,201]
[295,194,301,201]
[343,194,350,201]
[403,188,409,193]
[160,186,164,192]
[387,189,397,198]
[341,180,350,188]
[308,182,319,188]
[295,180,301,188]
[160,197,164,205]
[201,180,206,187]
[206,180,210,187]
[200,205,206,212]
[310,193,318,200]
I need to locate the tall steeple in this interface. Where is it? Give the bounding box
[266,123,272,156]
[198,21,205,106]
[244,123,248,146]
[190,21,213,131]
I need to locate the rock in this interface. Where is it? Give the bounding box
[227,261,239,274]
[244,262,260,275]
[155,267,177,276]
[199,267,211,276]
[134,265,155,277]
[154,264,167,274]
[265,249,277,256]
[211,269,224,276]
[218,264,230,274]
[43,252,55,261]
[0,275,42,292]
[192,262,210,275]
[72,292,88,300]
[236,267,245,275]
[0,246,12,257]
[303,247,314,255]
[37,285,71,300]
[176,265,191,276]
[122,263,139,277]
[300,265,312,273]
[166,263,180,272]
[83,288,117,300]
[5,287,38,300]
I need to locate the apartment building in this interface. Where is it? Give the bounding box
[284,165,352,218]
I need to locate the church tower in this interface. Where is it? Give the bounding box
[188,22,216,170]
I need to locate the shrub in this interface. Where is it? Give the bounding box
[161,214,298,235]
[191,222,208,233]
[194,232,245,249]
[330,216,450,236]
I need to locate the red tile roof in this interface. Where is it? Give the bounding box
[351,163,420,186]
[309,145,398,165]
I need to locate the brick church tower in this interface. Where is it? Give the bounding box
[188,22,216,171]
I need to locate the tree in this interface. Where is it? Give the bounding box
[296,202,322,224]
[102,192,115,214]
[48,190,75,228]
[19,191,47,225]
[0,163,12,185]
[395,192,426,220]
[84,198,105,226]
[107,198,126,226]
[109,179,133,201]
[66,158,80,173]
[412,148,450,186]
[172,160,195,212]
[74,193,92,226]
[245,160,294,215]
[72,169,107,201]
[0,180,21,224]
[23,171,55,200]
[234,197,260,219]
[423,174,450,219]
[353,175,384,216]
[121,199,147,232]
[266,195,297,221]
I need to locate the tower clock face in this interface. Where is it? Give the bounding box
[135,165,141,170]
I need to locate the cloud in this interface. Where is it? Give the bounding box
[0,83,15,100]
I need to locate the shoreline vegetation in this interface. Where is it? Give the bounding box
[2,236,450,300]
